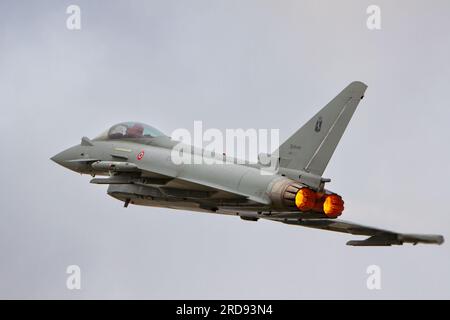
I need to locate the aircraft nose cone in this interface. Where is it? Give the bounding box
[51,150,73,169]
[50,152,65,166]
[51,146,84,172]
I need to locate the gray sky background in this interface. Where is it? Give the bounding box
[1,0,449,299]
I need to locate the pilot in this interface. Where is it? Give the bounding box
[126,123,144,138]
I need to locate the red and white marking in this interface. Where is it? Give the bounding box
[136,150,145,160]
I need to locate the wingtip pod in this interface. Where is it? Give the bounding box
[399,234,445,245]
[346,234,445,246]
[276,218,444,247]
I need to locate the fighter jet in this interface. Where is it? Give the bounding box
[51,81,444,246]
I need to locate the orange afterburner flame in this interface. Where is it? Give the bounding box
[292,187,344,217]
[323,194,344,217]
[295,188,317,211]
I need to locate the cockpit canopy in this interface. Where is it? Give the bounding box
[94,122,165,140]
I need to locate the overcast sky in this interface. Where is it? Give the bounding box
[1,0,449,299]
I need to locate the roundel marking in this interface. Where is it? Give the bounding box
[137,150,145,160]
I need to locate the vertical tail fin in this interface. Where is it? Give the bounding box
[274,81,367,176]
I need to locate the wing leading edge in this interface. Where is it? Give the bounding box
[266,218,444,246]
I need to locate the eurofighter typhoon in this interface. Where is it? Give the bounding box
[51,82,444,246]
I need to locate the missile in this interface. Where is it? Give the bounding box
[91,161,139,172]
